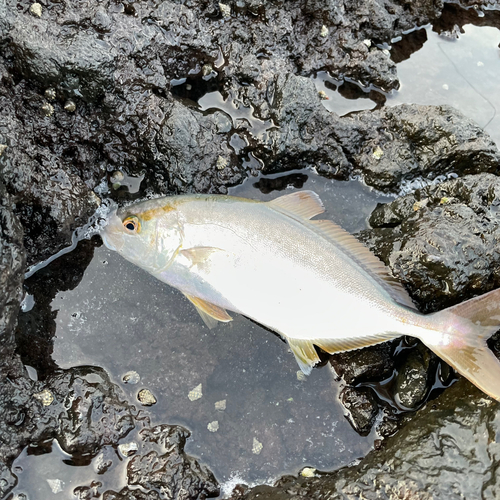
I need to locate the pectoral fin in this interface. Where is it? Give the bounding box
[184,293,233,329]
[180,247,223,268]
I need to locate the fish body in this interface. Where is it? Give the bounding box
[101,191,500,402]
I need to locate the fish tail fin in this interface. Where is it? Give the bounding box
[426,288,500,402]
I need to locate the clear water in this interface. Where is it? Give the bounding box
[12,20,500,500]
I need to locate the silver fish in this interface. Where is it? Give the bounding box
[101,190,500,402]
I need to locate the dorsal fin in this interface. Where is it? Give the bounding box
[267,190,325,220]
[309,220,417,310]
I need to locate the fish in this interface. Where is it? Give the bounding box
[101,190,500,402]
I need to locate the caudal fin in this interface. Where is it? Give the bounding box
[427,289,500,402]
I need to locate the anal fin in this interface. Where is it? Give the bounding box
[287,338,321,375]
[289,333,399,375]
[184,293,232,329]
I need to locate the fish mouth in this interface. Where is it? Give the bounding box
[100,208,124,252]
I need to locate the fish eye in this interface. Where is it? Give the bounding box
[123,216,140,233]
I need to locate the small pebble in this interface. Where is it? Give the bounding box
[207,421,219,432]
[0,145,7,156]
[41,103,54,117]
[413,198,429,211]
[442,84,449,90]
[363,39,372,48]
[202,64,213,76]
[219,2,231,17]
[122,371,140,385]
[118,442,138,457]
[320,25,328,37]
[29,2,42,17]
[188,383,203,401]
[64,100,76,112]
[137,388,157,406]
[477,61,484,67]
[34,389,54,406]
[216,156,228,170]
[372,146,384,160]
[318,90,329,100]
[44,88,56,100]
[215,399,226,411]
[110,170,125,184]
[300,467,316,478]
[252,437,263,455]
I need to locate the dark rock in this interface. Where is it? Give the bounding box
[0,182,29,497]
[254,75,500,192]
[124,425,220,500]
[73,481,102,499]
[330,342,396,385]
[346,104,500,192]
[44,366,135,459]
[358,173,500,313]
[339,386,379,436]
[0,83,102,265]
[393,343,435,410]
[0,181,26,374]
[103,488,161,500]
[229,379,500,500]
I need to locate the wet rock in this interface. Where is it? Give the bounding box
[0,181,26,373]
[394,343,436,409]
[255,75,500,192]
[122,425,220,499]
[347,104,500,192]
[103,489,161,500]
[330,342,396,385]
[339,386,379,436]
[229,378,500,500]
[45,366,135,459]
[358,173,500,313]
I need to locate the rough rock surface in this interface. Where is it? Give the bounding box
[124,425,220,499]
[229,378,500,500]
[359,173,500,313]
[256,73,500,189]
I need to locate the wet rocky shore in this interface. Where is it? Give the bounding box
[1,0,500,498]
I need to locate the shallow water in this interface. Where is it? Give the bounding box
[12,17,500,500]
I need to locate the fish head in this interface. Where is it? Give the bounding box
[101,200,182,274]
